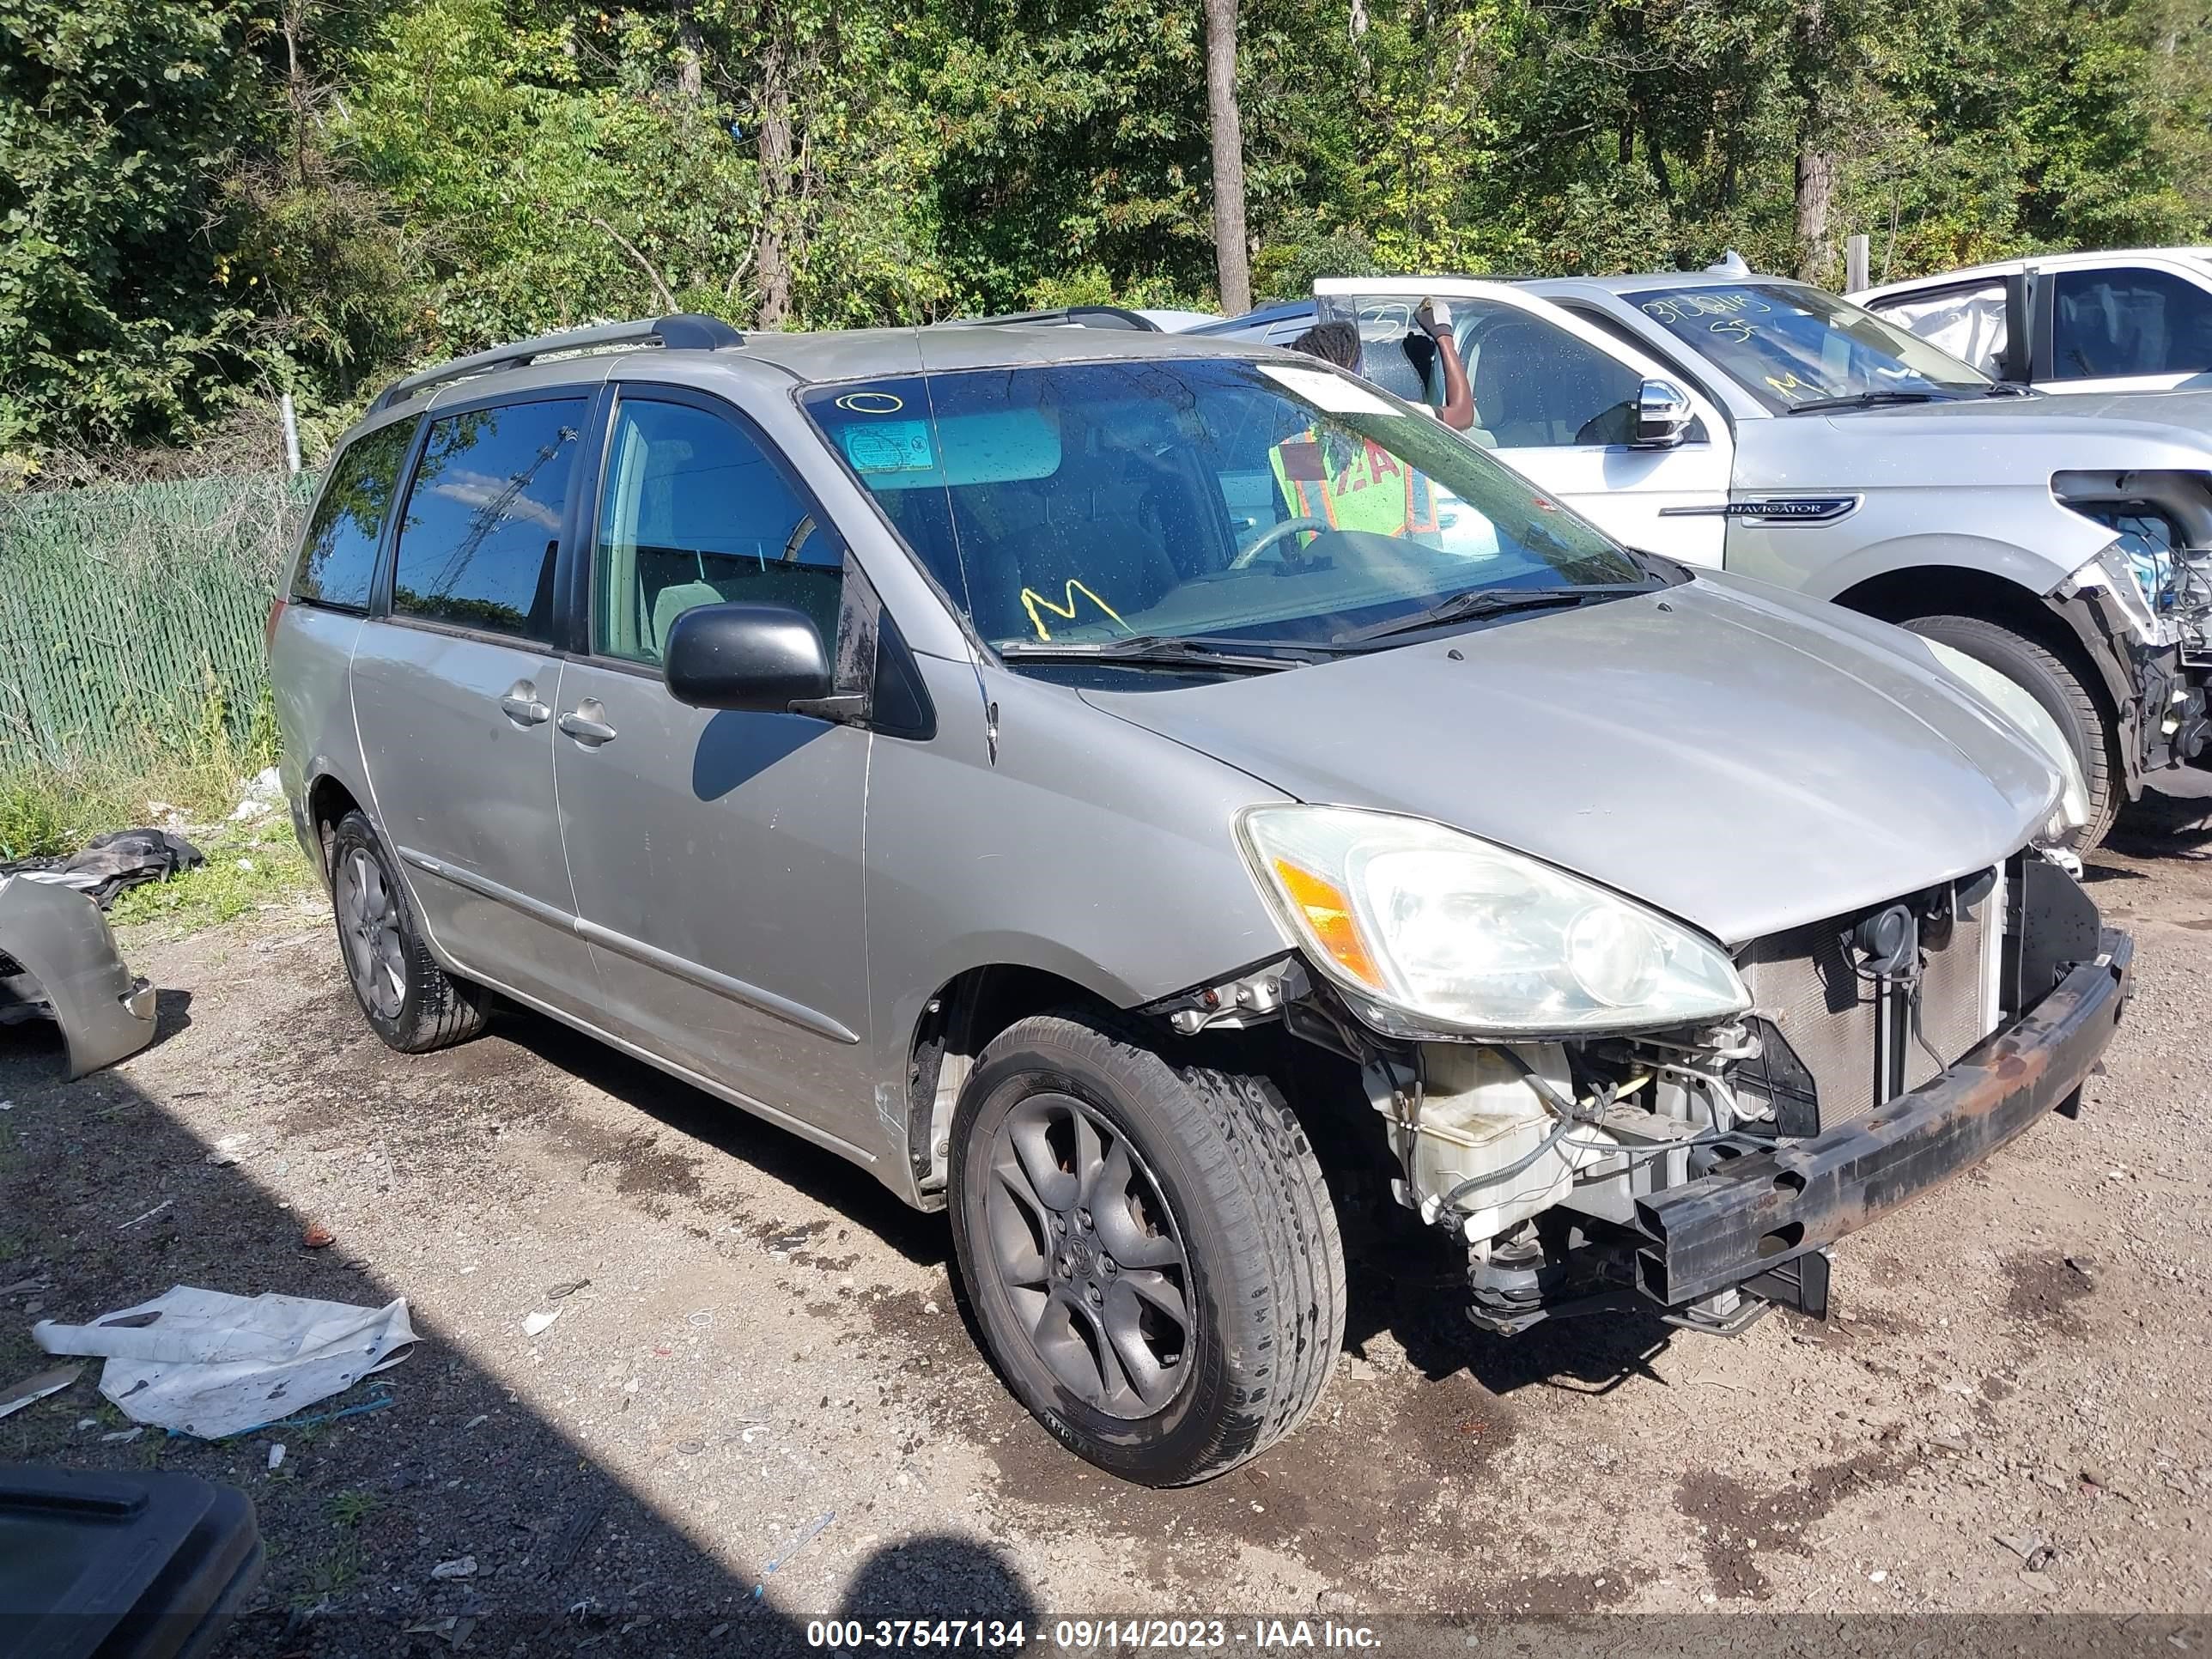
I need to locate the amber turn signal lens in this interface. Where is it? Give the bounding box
[1271,857,1383,991]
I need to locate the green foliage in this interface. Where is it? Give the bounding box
[0,0,271,449]
[3,0,2209,464]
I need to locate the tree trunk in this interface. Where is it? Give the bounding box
[1201,0,1251,317]
[1794,144,1834,284]
[1791,0,1837,285]
[757,36,793,329]
[674,0,704,99]
[281,0,312,189]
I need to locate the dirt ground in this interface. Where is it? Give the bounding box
[3,779,2209,1656]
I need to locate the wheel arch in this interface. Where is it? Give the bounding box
[899,961,1128,1208]
[304,769,366,884]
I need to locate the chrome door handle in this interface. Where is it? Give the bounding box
[500,694,550,726]
[557,709,617,744]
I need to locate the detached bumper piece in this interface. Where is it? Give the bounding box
[0,876,160,1079]
[1633,927,2132,1310]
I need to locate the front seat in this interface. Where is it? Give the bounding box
[1471,321,1571,447]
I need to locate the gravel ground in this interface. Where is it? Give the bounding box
[1,781,2208,1655]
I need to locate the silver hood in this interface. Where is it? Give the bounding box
[1869,386,2212,441]
[1084,576,2061,946]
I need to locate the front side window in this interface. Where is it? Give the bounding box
[1633,283,1990,411]
[390,398,586,641]
[2052,267,2212,380]
[591,398,841,665]
[1867,282,2009,378]
[292,420,416,609]
[1319,294,1654,448]
[801,358,1646,654]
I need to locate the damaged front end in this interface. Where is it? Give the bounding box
[2057,489,2212,781]
[1189,809,2130,1338]
[0,875,158,1079]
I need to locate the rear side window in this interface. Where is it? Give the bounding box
[391,398,586,640]
[291,421,416,609]
[2052,267,2212,380]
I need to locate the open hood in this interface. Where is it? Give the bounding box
[1081,575,2060,947]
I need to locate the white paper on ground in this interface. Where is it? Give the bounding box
[33,1285,416,1437]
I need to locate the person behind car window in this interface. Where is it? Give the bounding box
[1290,301,1476,432]
[1267,334,1438,544]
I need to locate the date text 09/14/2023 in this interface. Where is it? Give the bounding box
[805,1620,1386,1650]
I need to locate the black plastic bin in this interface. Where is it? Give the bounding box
[0,1464,264,1659]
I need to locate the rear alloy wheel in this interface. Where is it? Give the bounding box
[950,1011,1344,1486]
[327,811,487,1054]
[1902,614,2121,849]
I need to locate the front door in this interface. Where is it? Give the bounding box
[552,387,877,1150]
[2043,264,2212,393]
[349,391,603,1018]
[1316,278,1735,564]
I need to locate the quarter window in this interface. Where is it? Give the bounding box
[291,421,416,610]
[2052,268,2212,380]
[390,398,586,640]
[591,398,842,665]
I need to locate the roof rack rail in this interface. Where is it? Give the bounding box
[368,313,744,414]
[939,305,1161,332]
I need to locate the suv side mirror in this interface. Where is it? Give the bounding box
[663,603,834,713]
[1632,379,1695,448]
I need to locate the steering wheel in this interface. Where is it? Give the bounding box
[1230,516,1331,570]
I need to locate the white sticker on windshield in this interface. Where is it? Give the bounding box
[1258,363,1404,418]
[842,420,936,473]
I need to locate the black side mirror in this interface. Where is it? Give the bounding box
[663,603,834,713]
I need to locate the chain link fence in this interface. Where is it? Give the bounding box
[0,473,316,769]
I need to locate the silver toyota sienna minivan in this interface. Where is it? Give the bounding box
[270,313,2131,1486]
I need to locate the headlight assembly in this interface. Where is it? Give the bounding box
[1236,805,1750,1038]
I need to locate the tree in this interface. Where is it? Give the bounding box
[0,0,270,449]
[1202,0,1251,314]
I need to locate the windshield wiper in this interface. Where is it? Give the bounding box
[1784,390,1954,413]
[994,635,1327,673]
[1337,583,1649,646]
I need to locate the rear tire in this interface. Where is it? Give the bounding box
[1901,614,2121,849]
[948,1011,1345,1486]
[328,810,488,1054]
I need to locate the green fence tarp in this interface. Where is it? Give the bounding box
[0,474,316,769]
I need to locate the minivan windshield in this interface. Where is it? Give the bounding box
[1632,283,1993,412]
[801,358,1651,659]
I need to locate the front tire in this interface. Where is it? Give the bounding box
[1901,614,2121,848]
[948,1012,1346,1486]
[328,811,488,1054]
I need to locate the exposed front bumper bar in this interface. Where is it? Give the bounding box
[1633,927,2132,1308]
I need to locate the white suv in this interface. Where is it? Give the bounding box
[1855,248,2212,394]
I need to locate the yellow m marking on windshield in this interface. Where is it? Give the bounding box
[1021,580,1128,641]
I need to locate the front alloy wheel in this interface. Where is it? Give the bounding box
[983,1091,1194,1418]
[950,1011,1346,1486]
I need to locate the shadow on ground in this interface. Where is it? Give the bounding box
[0,1022,1034,1656]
